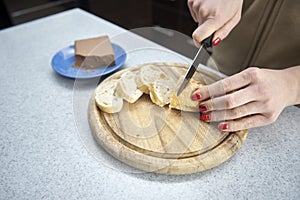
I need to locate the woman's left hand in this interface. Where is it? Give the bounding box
[191,66,300,131]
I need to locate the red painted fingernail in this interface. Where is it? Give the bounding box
[218,123,229,131]
[199,104,208,112]
[212,37,222,46]
[200,114,210,121]
[191,93,201,101]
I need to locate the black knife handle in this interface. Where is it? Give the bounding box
[202,34,213,48]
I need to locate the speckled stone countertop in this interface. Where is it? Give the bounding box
[0,9,299,200]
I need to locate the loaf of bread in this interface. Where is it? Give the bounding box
[95,65,204,113]
[95,79,123,113]
[115,71,143,103]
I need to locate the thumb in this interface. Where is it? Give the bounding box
[192,19,219,47]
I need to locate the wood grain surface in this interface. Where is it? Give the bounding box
[88,62,248,174]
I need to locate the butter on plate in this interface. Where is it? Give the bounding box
[73,36,115,68]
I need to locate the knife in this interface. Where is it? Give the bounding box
[176,35,213,96]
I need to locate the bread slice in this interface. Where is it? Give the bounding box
[169,77,204,112]
[115,71,143,103]
[137,65,168,94]
[149,78,176,107]
[95,79,123,113]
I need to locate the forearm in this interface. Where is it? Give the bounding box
[283,65,300,106]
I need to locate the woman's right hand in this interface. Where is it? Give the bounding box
[187,0,244,46]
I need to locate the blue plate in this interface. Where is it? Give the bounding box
[51,43,126,79]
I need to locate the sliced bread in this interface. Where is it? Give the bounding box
[169,78,204,112]
[95,65,204,114]
[137,65,168,94]
[95,79,123,113]
[115,71,143,103]
[149,78,176,107]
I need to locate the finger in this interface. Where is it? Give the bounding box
[191,68,256,101]
[190,0,208,24]
[200,101,261,122]
[192,22,212,48]
[193,37,201,48]
[212,7,242,42]
[218,114,272,132]
[187,0,198,22]
[192,18,220,46]
[200,86,257,111]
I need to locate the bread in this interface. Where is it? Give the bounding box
[73,36,115,68]
[95,65,204,114]
[149,78,176,107]
[95,79,123,113]
[169,78,204,112]
[115,71,143,103]
[137,65,168,94]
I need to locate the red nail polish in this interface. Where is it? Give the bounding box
[200,114,210,121]
[199,104,207,112]
[212,37,222,46]
[218,123,229,131]
[191,93,201,101]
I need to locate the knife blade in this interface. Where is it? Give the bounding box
[176,35,213,96]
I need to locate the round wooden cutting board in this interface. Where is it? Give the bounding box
[88,62,248,174]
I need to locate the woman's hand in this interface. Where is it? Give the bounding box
[187,0,244,46]
[191,66,300,131]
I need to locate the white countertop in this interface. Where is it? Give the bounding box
[0,8,299,200]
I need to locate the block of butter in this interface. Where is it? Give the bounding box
[73,36,115,68]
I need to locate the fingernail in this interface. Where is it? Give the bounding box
[200,114,210,121]
[218,123,229,131]
[191,93,201,101]
[198,104,207,112]
[212,37,222,46]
